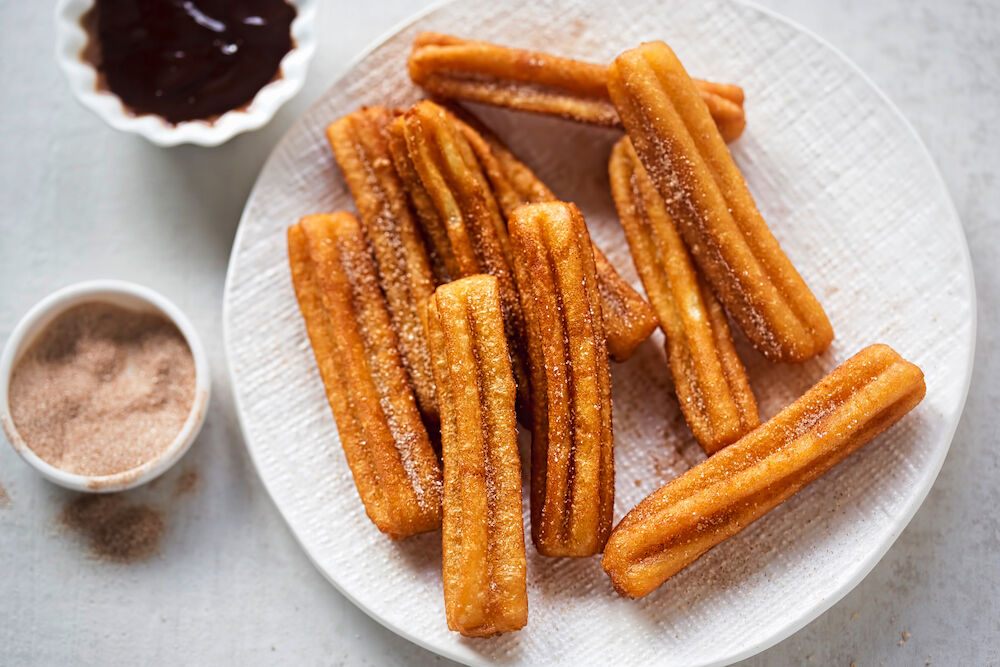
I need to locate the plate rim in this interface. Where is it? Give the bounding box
[221,1,978,664]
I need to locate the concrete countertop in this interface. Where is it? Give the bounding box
[1,1,995,664]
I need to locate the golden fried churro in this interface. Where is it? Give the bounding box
[591,244,660,362]
[449,106,658,361]
[607,42,833,362]
[326,107,439,420]
[444,103,558,207]
[602,344,925,598]
[427,275,528,637]
[408,32,746,142]
[448,108,537,221]
[399,100,533,410]
[609,136,758,453]
[288,213,442,539]
[386,113,457,283]
[509,202,614,557]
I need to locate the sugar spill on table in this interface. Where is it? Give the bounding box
[173,467,199,497]
[55,463,203,562]
[61,494,165,563]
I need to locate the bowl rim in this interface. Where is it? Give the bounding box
[0,280,211,493]
[53,0,319,147]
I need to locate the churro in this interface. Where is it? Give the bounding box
[449,105,658,361]
[386,113,457,284]
[409,32,746,142]
[427,275,528,637]
[591,244,660,363]
[609,136,758,453]
[602,344,925,598]
[326,107,439,419]
[509,202,614,557]
[288,213,442,539]
[607,41,833,362]
[399,100,533,411]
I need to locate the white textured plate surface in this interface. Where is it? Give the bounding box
[222,1,975,664]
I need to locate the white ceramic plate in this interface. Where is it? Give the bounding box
[222,1,975,664]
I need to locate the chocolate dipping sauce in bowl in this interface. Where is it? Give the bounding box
[55,0,317,146]
[0,281,210,493]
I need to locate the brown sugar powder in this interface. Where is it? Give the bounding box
[61,494,164,562]
[8,302,195,476]
[173,467,199,497]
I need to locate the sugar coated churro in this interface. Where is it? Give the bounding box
[609,136,758,453]
[288,213,443,539]
[449,105,658,360]
[591,244,660,363]
[398,100,532,411]
[427,274,528,637]
[386,112,458,284]
[607,41,833,362]
[326,107,439,420]
[510,202,614,557]
[409,32,746,142]
[602,344,925,598]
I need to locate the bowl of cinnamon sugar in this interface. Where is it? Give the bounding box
[0,280,210,492]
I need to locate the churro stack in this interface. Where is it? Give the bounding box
[609,136,759,454]
[608,41,833,362]
[283,29,926,634]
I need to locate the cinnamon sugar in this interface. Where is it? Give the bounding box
[8,302,195,476]
[61,494,164,562]
[173,467,199,497]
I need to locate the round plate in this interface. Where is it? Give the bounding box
[222,1,975,664]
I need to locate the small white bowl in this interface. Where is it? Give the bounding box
[0,280,211,493]
[54,0,318,147]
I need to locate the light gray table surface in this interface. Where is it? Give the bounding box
[1,1,996,665]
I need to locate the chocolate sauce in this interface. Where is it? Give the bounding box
[83,0,295,124]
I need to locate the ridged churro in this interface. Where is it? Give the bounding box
[591,244,660,363]
[288,213,443,539]
[610,136,758,453]
[326,107,439,420]
[386,113,457,284]
[427,275,528,637]
[409,32,746,142]
[607,41,833,362]
[399,100,533,411]
[602,344,925,598]
[510,202,614,557]
[449,105,658,361]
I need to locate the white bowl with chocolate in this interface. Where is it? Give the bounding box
[0,280,210,492]
[55,0,317,147]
